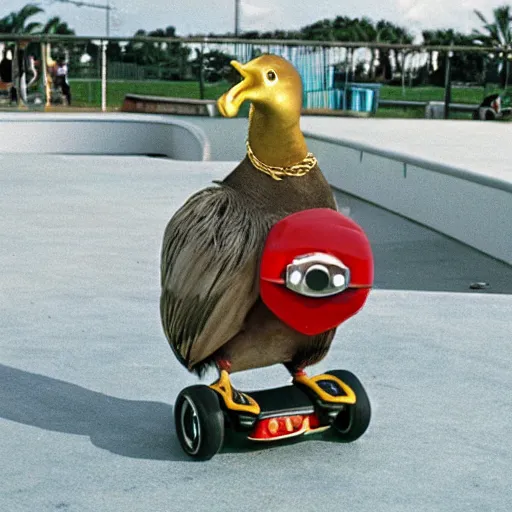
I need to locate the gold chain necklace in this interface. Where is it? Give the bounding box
[246,141,317,181]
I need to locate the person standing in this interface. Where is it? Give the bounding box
[54,57,71,106]
[11,40,30,106]
[10,40,38,107]
[0,47,13,84]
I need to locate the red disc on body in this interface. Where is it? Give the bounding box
[259,208,373,335]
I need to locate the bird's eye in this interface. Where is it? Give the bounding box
[266,70,276,81]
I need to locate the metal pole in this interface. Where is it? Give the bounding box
[105,0,110,112]
[235,0,240,36]
[41,42,48,108]
[505,52,510,91]
[199,42,205,100]
[482,54,488,97]
[106,0,110,37]
[101,40,107,111]
[444,47,453,120]
[343,47,349,110]
[401,50,406,97]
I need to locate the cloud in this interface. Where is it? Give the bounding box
[0,0,505,37]
[240,0,279,30]
[396,0,497,32]
[241,1,275,20]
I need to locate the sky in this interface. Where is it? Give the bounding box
[0,0,505,39]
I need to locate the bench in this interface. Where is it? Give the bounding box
[121,94,219,116]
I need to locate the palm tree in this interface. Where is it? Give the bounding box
[0,3,44,34]
[328,16,361,83]
[351,17,378,79]
[41,16,75,35]
[300,19,334,41]
[376,22,413,82]
[0,3,44,103]
[472,5,512,89]
[0,3,45,75]
[422,29,458,85]
[40,16,76,63]
[351,18,412,81]
[422,29,482,86]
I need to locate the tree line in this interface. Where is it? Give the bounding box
[1,3,511,87]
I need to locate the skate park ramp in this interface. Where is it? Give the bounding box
[0,112,511,512]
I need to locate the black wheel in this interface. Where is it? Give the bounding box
[325,370,371,442]
[174,385,225,461]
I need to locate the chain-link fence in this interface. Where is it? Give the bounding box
[0,34,510,119]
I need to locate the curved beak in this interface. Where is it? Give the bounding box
[217,60,253,118]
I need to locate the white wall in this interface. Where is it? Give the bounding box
[305,136,512,266]
[0,113,211,161]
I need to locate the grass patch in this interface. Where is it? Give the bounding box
[375,106,425,118]
[379,85,504,104]
[65,79,507,120]
[69,79,230,108]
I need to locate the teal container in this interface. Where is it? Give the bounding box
[303,84,381,113]
[349,87,375,113]
[343,83,382,114]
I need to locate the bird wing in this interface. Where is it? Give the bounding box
[160,185,271,370]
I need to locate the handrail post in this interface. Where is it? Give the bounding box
[444,44,454,120]
[199,40,205,100]
[101,39,108,112]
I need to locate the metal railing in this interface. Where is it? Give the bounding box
[0,34,508,117]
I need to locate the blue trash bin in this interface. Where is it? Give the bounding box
[339,83,381,113]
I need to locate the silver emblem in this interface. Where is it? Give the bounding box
[285,253,350,298]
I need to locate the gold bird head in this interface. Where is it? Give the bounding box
[217,54,303,123]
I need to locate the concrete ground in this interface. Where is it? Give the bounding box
[1,154,511,512]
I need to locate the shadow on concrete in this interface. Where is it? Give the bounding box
[1,364,351,461]
[0,364,191,461]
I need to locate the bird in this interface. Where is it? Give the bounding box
[160,54,340,414]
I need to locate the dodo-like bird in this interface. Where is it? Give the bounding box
[160,54,340,413]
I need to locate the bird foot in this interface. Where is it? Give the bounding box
[209,370,260,415]
[293,372,356,405]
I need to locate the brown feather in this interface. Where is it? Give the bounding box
[160,156,338,376]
